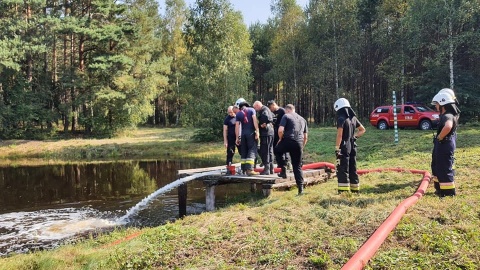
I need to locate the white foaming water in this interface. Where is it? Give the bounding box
[116,170,220,224]
[0,208,116,256]
[0,170,220,256]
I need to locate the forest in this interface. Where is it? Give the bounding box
[0,0,479,139]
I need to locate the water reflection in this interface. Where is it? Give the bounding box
[0,160,215,214]
[0,159,250,256]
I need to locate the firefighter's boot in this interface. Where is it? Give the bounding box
[260,163,270,175]
[269,163,274,174]
[297,184,304,195]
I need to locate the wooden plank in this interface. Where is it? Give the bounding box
[272,172,330,190]
[178,164,327,178]
[177,163,241,177]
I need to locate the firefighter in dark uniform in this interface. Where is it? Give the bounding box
[235,98,260,176]
[274,104,308,195]
[253,101,274,175]
[334,98,366,193]
[267,100,290,173]
[223,106,239,172]
[431,90,460,197]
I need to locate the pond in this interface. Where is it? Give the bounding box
[0,159,250,256]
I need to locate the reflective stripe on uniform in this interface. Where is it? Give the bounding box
[439,182,455,190]
[241,159,247,165]
[245,159,255,165]
[338,182,350,191]
[350,183,360,191]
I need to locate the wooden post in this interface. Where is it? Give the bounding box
[250,182,257,193]
[205,185,215,211]
[262,184,272,197]
[178,183,187,218]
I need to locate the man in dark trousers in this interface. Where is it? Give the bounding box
[223,106,238,173]
[253,101,274,175]
[334,98,366,193]
[431,90,460,197]
[274,104,308,195]
[267,100,290,173]
[235,98,260,176]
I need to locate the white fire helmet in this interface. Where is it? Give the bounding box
[334,98,351,111]
[235,98,246,106]
[438,88,456,99]
[431,92,455,106]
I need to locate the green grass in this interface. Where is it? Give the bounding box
[0,125,479,269]
[0,128,225,166]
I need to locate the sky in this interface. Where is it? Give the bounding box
[159,0,310,26]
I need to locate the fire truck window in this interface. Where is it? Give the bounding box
[404,106,414,114]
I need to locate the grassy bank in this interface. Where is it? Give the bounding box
[0,126,479,269]
[0,128,225,166]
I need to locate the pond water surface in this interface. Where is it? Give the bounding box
[0,159,249,256]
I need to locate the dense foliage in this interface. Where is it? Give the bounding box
[0,0,479,139]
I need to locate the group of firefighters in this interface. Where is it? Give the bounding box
[223,88,459,197]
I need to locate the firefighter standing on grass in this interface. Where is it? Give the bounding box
[334,98,366,193]
[274,104,308,195]
[235,98,260,176]
[431,89,460,197]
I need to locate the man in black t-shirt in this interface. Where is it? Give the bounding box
[267,100,290,172]
[253,101,274,175]
[274,104,308,195]
[223,106,239,170]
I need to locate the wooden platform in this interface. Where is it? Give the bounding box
[176,164,335,214]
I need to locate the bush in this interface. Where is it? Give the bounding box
[191,127,222,142]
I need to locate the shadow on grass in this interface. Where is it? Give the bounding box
[223,191,267,207]
[318,197,377,209]
[361,182,415,195]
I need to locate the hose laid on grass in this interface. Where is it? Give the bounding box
[341,168,431,270]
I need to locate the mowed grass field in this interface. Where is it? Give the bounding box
[0,125,479,269]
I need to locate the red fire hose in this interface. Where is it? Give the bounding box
[255,161,336,173]
[341,168,431,270]
[103,162,429,269]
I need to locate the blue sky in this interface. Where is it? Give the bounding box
[158,0,310,26]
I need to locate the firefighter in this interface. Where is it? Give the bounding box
[267,100,290,173]
[253,101,274,175]
[334,98,366,193]
[438,88,459,105]
[431,91,460,197]
[235,98,260,176]
[274,104,308,195]
[223,106,239,173]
